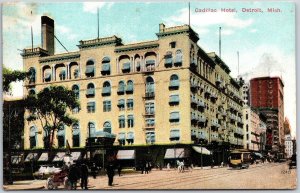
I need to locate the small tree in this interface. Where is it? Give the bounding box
[3,67,28,92]
[24,86,80,153]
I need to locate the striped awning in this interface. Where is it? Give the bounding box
[164,148,189,159]
[53,152,65,162]
[117,150,135,160]
[25,153,39,162]
[38,153,49,162]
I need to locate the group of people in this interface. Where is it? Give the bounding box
[67,161,89,190]
[141,161,152,174]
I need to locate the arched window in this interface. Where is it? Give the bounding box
[174,50,183,66]
[72,123,80,147]
[126,80,134,94]
[57,125,65,148]
[28,67,36,84]
[72,85,80,99]
[43,127,50,149]
[85,60,95,77]
[103,122,111,133]
[146,76,154,97]
[88,122,96,138]
[59,68,66,80]
[28,89,36,96]
[29,126,37,149]
[101,57,111,75]
[102,81,111,96]
[117,81,125,95]
[169,74,179,90]
[44,69,51,82]
[86,83,95,97]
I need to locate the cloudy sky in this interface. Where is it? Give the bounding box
[2,2,295,137]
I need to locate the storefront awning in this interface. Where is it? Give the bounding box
[70,152,81,161]
[53,152,65,162]
[117,150,135,160]
[192,146,211,155]
[11,155,22,164]
[164,148,189,159]
[38,153,49,162]
[25,153,39,162]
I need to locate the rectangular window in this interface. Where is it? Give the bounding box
[103,100,111,112]
[170,129,180,141]
[118,99,125,111]
[246,114,248,120]
[128,115,134,128]
[170,41,176,48]
[145,102,155,115]
[72,107,80,114]
[127,99,134,110]
[72,135,80,147]
[169,95,180,106]
[30,137,36,149]
[146,131,155,144]
[87,102,96,113]
[119,116,125,128]
[169,112,180,123]
[58,136,65,148]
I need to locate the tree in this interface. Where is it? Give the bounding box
[3,67,28,92]
[24,86,80,153]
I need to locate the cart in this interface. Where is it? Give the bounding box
[46,170,69,190]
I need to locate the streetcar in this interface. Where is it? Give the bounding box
[229,151,251,169]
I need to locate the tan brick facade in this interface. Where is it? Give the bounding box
[22,17,244,152]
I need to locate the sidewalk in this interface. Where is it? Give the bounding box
[3,180,45,190]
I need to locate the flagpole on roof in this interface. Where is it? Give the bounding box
[31,11,33,51]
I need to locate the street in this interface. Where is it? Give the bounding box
[3,162,296,190]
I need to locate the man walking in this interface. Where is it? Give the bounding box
[80,161,89,189]
[68,163,79,190]
[106,163,115,186]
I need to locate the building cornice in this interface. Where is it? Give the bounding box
[77,36,122,49]
[21,47,49,58]
[115,41,159,53]
[39,52,80,64]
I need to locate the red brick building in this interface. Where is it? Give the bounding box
[250,77,284,152]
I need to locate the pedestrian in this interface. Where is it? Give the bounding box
[117,163,122,176]
[106,163,115,186]
[145,162,149,174]
[211,159,214,168]
[80,161,89,190]
[167,163,170,171]
[68,163,79,190]
[91,163,98,179]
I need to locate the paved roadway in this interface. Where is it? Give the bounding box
[3,162,297,190]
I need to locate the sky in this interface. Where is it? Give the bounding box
[2,1,296,137]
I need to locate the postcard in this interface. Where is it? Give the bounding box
[2,1,296,190]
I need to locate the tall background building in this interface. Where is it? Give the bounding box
[250,77,284,152]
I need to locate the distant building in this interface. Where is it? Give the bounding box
[243,106,266,152]
[283,118,291,135]
[284,134,293,158]
[241,83,250,106]
[250,77,284,152]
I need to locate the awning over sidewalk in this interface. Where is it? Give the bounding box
[11,155,22,164]
[164,148,189,159]
[70,152,81,161]
[52,152,65,162]
[25,153,39,162]
[192,146,211,155]
[38,153,48,162]
[117,150,135,160]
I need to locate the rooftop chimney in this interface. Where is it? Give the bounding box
[41,16,55,55]
[159,23,165,33]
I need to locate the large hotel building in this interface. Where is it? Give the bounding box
[21,16,244,166]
